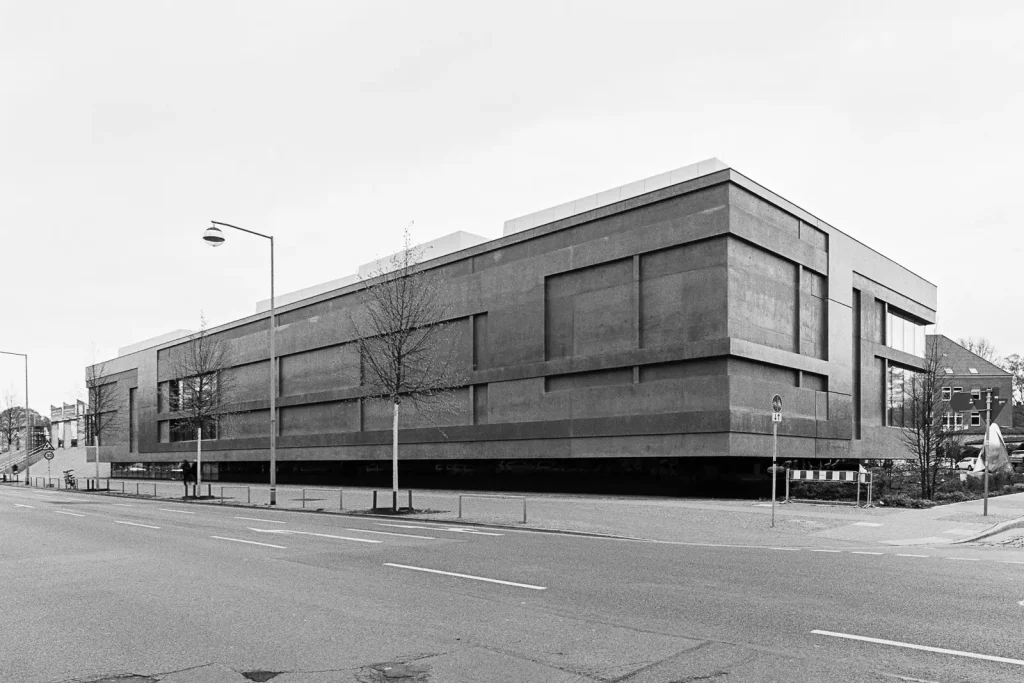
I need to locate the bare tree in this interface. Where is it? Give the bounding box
[85,360,126,478]
[1002,353,1024,428]
[0,387,18,452]
[956,337,1002,367]
[165,315,236,495]
[354,225,466,510]
[896,342,965,499]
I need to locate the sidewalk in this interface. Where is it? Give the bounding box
[38,479,1024,550]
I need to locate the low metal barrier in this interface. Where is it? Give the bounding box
[458,493,527,523]
[301,488,344,510]
[372,490,411,510]
[219,486,251,505]
[785,469,873,507]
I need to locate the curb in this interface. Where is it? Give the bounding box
[75,487,651,542]
[952,516,1024,544]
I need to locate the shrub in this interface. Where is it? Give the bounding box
[1013,483,1024,493]
[879,494,938,508]
[934,491,974,503]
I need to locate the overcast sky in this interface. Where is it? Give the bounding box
[2,0,1021,412]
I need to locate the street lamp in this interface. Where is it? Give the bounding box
[0,351,29,485]
[203,221,277,505]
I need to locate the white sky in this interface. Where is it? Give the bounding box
[2,0,1022,413]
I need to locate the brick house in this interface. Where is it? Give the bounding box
[929,334,1012,433]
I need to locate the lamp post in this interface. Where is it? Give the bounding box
[0,351,29,484]
[203,222,277,505]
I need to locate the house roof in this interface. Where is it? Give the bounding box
[927,334,1010,377]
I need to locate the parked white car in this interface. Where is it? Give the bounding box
[955,456,979,471]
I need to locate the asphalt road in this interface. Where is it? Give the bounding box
[1,485,1022,683]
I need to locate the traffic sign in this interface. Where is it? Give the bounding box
[772,412,782,422]
[772,394,783,413]
[43,451,54,461]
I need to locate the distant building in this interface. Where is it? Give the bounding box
[90,158,937,493]
[929,335,1012,433]
[50,400,87,448]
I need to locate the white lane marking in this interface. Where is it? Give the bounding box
[158,508,196,515]
[234,516,286,524]
[811,630,1024,666]
[753,503,772,507]
[853,522,883,527]
[54,511,85,517]
[247,528,381,544]
[384,563,547,590]
[113,503,132,507]
[344,528,435,540]
[14,504,34,508]
[769,547,800,551]
[879,674,940,683]
[376,523,502,536]
[1018,599,1024,606]
[1001,561,1024,565]
[211,536,286,549]
[947,557,980,561]
[896,554,930,558]
[114,521,160,529]
[852,552,884,555]
[809,549,842,553]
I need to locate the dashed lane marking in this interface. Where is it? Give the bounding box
[811,629,1024,666]
[344,528,436,540]
[113,521,160,529]
[852,522,883,527]
[211,536,286,549]
[384,563,547,590]
[947,557,981,561]
[158,508,196,514]
[54,511,85,517]
[809,549,842,553]
[234,516,286,524]
[879,674,940,683]
[247,528,381,544]
[376,523,503,536]
[769,547,801,551]
[852,552,884,555]
[896,554,930,558]
[14,504,34,508]
[113,503,132,507]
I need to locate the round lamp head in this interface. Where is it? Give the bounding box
[203,225,225,246]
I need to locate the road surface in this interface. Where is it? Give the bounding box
[1,485,1022,682]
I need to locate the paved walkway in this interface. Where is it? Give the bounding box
[40,479,1024,552]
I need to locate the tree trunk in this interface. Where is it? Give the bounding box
[197,425,203,497]
[392,400,399,511]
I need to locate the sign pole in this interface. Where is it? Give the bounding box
[772,420,778,528]
[984,390,991,517]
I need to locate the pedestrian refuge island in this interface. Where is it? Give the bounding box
[784,469,873,507]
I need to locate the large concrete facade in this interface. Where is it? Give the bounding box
[91,160,937,481]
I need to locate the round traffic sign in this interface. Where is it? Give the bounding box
[43,451,54,460]
[772,394,783,413]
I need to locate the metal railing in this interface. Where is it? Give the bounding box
[300,488,344,509]
[458,493,527,523]
[219,486,251,505]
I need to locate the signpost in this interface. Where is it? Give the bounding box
[771,394,782,528]
[949,389,1007,517]
[44,449,54,484]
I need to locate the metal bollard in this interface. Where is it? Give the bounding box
[154,484,157,497]
[136,483,140,495]
[373,491,377,509]
[247,487,251,505]
[302,489,307,508]
[339,489,343,510]
[408,490,412,510]
[458,495,462,519]
[523,498,527,524]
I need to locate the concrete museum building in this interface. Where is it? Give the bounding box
[92,159,936,494]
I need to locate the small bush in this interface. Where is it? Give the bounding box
[1012,483,1024,493]
[879,494,938,508]
[933,491,975,503]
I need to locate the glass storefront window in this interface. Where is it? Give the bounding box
[887,363,923,428]
[886,309,926,358]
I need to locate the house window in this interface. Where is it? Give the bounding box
[885,309,927,357]
[941,387,951,401]
[969,368,979,374]
[971,388,980,401]
[886,364,923,428]
[942,412,964,431]
[943,367,954,374]
[953,387,962,394]
[971,412,981,426]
